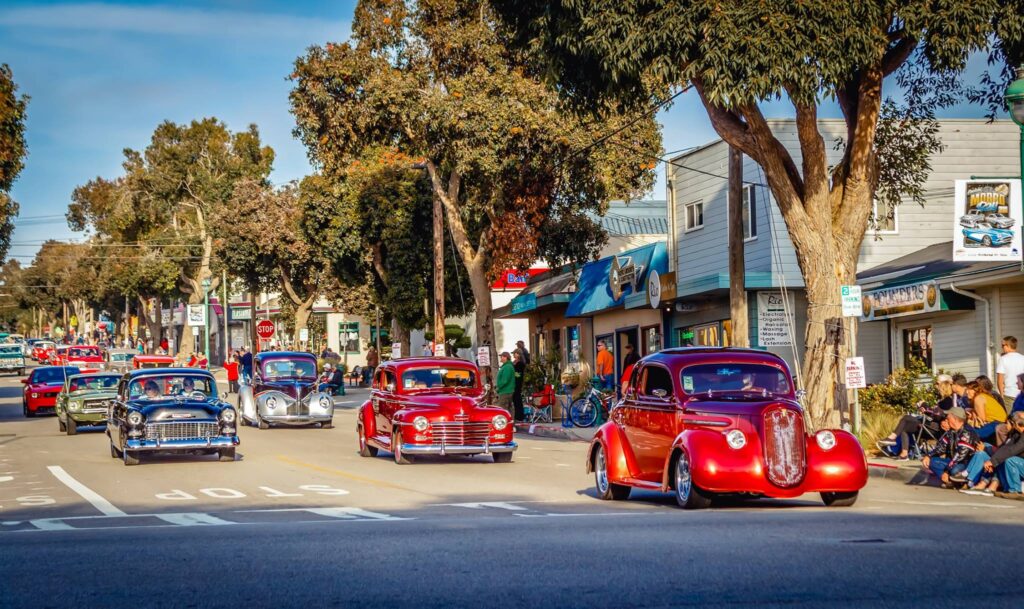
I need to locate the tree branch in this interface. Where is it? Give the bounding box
[279,264,304,306]
[692,77,757,157]
[882,37,917,77]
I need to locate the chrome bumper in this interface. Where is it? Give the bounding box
[125,436,239,451]
[401,441,517,456]
[260,414,333,425]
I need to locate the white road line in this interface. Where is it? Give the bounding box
[871,498,1016,510]
[239,507,406,520]
[443,501,529,511]
[46,465,126,516]
[155,513,234,526]
[28,518,75,531]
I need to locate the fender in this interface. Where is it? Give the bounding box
[660,428,733,491]
[586,421,639,484]
[237,385,256,422]
[358,401,376,438]
[804,429,868,492]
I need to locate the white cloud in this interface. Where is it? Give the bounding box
[0,2,348,42]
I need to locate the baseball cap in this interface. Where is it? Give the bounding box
[500,351,511,359]
[947,406,967,420]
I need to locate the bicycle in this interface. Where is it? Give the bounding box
[568,378,615,428]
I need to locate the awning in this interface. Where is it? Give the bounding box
[565,241,668,317]
[858,241,1018,288]
[494,270,577,318]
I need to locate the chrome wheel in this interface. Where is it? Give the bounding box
[675,451,692,503]
[595,446,609,495]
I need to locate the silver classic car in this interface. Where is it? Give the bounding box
[238,351,334,429]
[106,368,239,466]
[105,349,136,373]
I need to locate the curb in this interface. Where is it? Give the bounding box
[868,461,937,486]
[514,422,591,443]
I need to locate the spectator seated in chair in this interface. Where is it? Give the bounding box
[319,363,345,395]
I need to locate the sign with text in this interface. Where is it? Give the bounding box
[186,304,206,327]
[952,179,1023,261]
[391,342,401,359]
[433,343,446,357]
[491,268,547,290]
[477,347,491,368]
[840,285,862,317]
[861,281,941,321]
[255,320,275,340]
[845,357,866,389]
[298,328,309,342]
[648,269,662,309]
[756,291,795,347]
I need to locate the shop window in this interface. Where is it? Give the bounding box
[640,365,674,398]
[903,326,932,369]
[338,322,360,353]
[742,185,757,240]
[685,201,704,232]
[871,200,898,233]
[642,325,662,355]
[676,327,696,347]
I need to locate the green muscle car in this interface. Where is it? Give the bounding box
[0,343,26,375]
[56,372,121,435]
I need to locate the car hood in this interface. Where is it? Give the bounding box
[398,393,493,414]
[684,396,802,417]
[68,390,117,400]
[0,352,24,358]
[258,379,318,400]
[128,399,222,419]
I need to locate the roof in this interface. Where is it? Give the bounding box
[641,347,790,369]
[857,241,1018,288]
[127,368,213,378]
[255,351,316,360]
[384,356,477,367]
[494,268,578,318]
[598,215,668,235]
[566,241,668,317]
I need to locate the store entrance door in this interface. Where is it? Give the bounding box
[615,327,639,384]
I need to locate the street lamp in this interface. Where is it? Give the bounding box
[1005,67,1024,180]
[202,278,212,363]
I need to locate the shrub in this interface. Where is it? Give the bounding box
[858,409,904,455]
[858,357,938,415]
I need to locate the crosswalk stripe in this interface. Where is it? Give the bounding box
[154,513,234,526]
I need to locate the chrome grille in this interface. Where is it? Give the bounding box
[145,421,219,441]
[762,407,806,488]
[82,398,108,412]
[429,421,491,446]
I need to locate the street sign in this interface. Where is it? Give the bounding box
[433,343,446,357]
[391,342,402,359]
[840,285,862,317]
[186,304,205,327]
[299,328,309,342]
[844,357,866,389]
[648,269,662,309]
[256,320,275,340]
[477,347,491,367]
[191,326,200,337]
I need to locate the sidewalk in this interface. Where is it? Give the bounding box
[514,421,596,442]
[867,457,937,486]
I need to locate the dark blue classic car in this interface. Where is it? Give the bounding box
[106,368,238,466]
[237,351,334,429]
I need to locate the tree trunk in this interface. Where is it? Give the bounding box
[294,302,313,348]
[390,318,409,358]
[727,146,748,347]
[464,260,496,382]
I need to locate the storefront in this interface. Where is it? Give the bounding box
[493,268,586,370]
[857,242,1023,383]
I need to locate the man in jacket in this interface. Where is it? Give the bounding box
[922,406,978,487]
[495,352,516,415]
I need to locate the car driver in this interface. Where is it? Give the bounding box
[143,380,161,399]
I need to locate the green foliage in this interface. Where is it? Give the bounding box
[859,358,939,415]
[522,345,561,393]
[857,409,904,455]
[0,64,29,260]
[424,323,473,355]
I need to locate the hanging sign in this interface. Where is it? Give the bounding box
[952,179,1023,261]
[477,347,491,367]
[391,342,402,359]
[186,304,206,327]
[756,292,795,347]
[433,343,446,357]
[845,357,866,389]
[299,328,309,342]
[648,269,662,309]
[840,285,862,317]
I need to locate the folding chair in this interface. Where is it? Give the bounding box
[908,412,944,459]
[526,384,555,423]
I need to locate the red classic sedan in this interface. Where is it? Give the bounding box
[32,340,56,363]
[587,348,867,509]
[62,345,105,373]
[357,357,516,464]
[22,366,81,417]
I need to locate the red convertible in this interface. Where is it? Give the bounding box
[587,348,867,509]
[62,345,104,373]
[22,366,81,417]
[357,357,517,464]
[32,340,56,363]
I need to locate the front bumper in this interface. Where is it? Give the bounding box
[68,411,107,424]
[401,441,517,456]
[0,362,24,371]
[260,413,333,425]
[125,435,239,451]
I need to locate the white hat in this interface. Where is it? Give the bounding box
[323,363,332,369]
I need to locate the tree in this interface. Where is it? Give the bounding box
[493,1,1024,427]
[290,0,658,376]
[214,179,330,339]
[0,64,29,261]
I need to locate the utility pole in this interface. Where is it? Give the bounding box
[222,270,229,365]
[728,146,749,347]
[432,191,446,354]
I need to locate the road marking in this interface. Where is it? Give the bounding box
[443,501,529,511]
[28,518,75,531]
[871,498,1017,510]
[155,513,234,526]
[0,476,12,483]
[242,507,406,521]
[46,465,125,516]
[275,455,430,494]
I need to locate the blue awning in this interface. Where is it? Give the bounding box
[566,242,668,317]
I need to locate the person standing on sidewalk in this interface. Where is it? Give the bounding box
[997,336,1024,403]
[365,346,379,387]
[512,350,526,421]
[240,347,253,384]
[224,355,240,394]
[595,341,614,391]
[515,340,530,366]
[495,352,516,416]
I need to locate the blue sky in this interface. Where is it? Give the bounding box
[2,1,1000,263]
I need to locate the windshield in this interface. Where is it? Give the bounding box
[68,375,120,392]
[128,375,215,400]
[111,353,134,362]
[68,347,101,358]
[0,346,21,355]
[38,342,55,350]
[401,367,476,390]
[681,363,792,397]
[262,359,317,379]
[32,368,80,384]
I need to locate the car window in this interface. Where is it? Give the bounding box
[32,368,79,384]
[383,370,397,390]
[680,363,792,397]
[128,375,215,399]
[0,345,21,354]
[68,375,120,392]
[401,367,476,390]
[262,359,316,379]
[639,365,674,398]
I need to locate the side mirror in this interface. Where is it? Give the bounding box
[20,378,28,384]
[221,392,229,400]
[795,389,806,400]
[651,388,669,399]
[385,382,396,393]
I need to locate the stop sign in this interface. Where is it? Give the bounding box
[255,320,275,340]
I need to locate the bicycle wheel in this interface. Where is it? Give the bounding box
[570,396,599,427]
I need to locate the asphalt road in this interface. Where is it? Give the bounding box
[2,365,1023,608]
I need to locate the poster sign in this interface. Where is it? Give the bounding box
[648,269,662,309]
[861,281,941,321]
[845,357,866,389]
[391,342,402,359]
[953,179,1022,261]
[840,285,862,317]
[433,343,446,357]
[477,347,491,367]
[161,309,171,325]
[230,307,252,321]
[186,304,205,327]
[299,328,309,342]
[191,325,200,336]
[756,292,795,347]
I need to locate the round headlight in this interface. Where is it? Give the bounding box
[492,415,509,431]
[725,429,746,449]
[126,411,144,426]
[69,400,82,411]
[412,416,429,432]
[220,408,236,423]
[319,396,332,409]
[266,396,278,409]
[816,430,837,451]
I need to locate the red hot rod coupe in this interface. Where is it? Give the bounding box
[587,348,867,509]
[357,357,516,464]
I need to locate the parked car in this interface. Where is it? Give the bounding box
[0,342,26,375]
[106,349,136,373]
[959,211,987,227]
[133,354,176,369]
[586,348,867,509]
[238,351,334,429]
[106,368,238,466]
[22,366,81,417]
[984,213,1016,229]
[55,372,120,435]
[63,345,104,373]
[32,340,56,363]
[357,357,516,464]
[963,224,1014,247]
